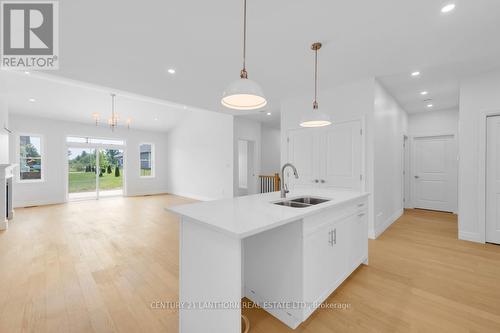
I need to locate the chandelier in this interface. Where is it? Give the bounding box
[92,93,131,131]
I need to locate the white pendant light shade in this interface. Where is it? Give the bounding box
[300,110,331,127]
[300,42,331,128]
[221,0,266,111]
[221,77,267,110]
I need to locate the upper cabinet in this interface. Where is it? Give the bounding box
[287,119,363,191]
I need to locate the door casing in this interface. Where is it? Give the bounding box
[409,132,458,213]
[64,140,127,201]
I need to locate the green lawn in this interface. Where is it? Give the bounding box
[69,171,123,193]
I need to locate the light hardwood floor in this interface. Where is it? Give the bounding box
[1,196,500,332]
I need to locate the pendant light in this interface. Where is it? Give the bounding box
[221,0,267,110]
[300,42,332,127]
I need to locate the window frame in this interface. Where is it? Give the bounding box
[139,143,155,178]
[66,136,126,146]
[17,133,45,183]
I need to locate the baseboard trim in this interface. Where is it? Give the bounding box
[166,191,217,202]
[126,190,169,197]
[14,199,64,208]
[373,208,404,239]
[458,231,482,243]
[14,191,171,208]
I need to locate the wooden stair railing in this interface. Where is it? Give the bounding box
[259,173,280,193]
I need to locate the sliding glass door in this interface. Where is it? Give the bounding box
[67,136,126,201]
[68,147,97,200]
[98,148,124,198]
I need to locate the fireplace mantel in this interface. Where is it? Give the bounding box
[1,164,17,231]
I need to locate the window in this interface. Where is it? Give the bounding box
[66,136,125,146]
[19,135,43,181]
[139,143,154,177]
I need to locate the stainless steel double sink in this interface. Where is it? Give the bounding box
[273,196,330,208]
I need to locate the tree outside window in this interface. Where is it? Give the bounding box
[19,135,42,181]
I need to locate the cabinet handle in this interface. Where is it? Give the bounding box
[357,203,365,207]
[314,179,319,183]
[333,228,337,245]
[358,213,365,217]
[328,230,333,246]
[320,179,325,183]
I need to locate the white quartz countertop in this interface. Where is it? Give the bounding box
[167,189,369,239]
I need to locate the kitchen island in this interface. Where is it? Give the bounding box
[168,188,369,333]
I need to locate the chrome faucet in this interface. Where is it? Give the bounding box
[280,163,299,198]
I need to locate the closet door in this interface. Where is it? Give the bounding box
[287,129,319,189]
[486,116,500,244]
[320,120,362,190]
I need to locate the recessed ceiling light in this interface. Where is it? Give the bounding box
[266,112,272,116]
[167,68,176,74]
[24,71,30,75]
[441,3,456,13]
[427,104,433,108]
[411,71,420,77]
[28,98,36,103]
[420,91,428,95]
[154,117,158,121]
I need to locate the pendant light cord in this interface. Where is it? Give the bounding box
[241,0,248,78]
[313,46,319,109]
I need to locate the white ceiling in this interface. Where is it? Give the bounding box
[51,0,500,112]
[3,0,500,124]
[377,59,500,114]
[0,71,190,132]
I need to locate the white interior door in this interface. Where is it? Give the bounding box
[321,120,362,190]
[486,116,500,244]
[412,135,457,212]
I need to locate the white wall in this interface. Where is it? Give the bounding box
[261,125,280,175]
[0,98,9,164]
[166,108,234,201]
[408,109,458,135]
[459,69,500,243]
[281,77,376,236]
[233,117,261,196]
[373,81,408,238]
[8,114,169,207]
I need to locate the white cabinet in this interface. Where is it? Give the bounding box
[303,216,348,314]
[244,196,368,329]
[288,119,362,191]
[348,208,368,270]
[303,221,340,307]
[302,200,366,319]
[287,128,318,189]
